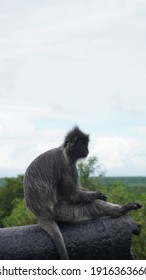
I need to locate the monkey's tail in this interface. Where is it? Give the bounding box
[38,218,69,260]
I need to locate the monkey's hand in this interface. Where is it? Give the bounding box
[96,192,107,201]
[81,189,107,201]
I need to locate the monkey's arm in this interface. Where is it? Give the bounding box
[61,174,106,204]
[70,189,107,204]
[81,187,107,200]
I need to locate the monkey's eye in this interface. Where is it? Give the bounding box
[78,139,88,146]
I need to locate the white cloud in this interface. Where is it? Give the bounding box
[131,125,146,134]
[0,0,146,176]
[0,145,16,168]
[91,134,146,175]
[0,111,34,137]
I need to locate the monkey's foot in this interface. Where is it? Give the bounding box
[96,192,107,201]
[122,203,143,212]
[129,203,143,210]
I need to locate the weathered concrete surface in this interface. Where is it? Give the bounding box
[0,215,140,260]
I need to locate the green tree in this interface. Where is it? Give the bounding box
[78,156,105,190]
[0,175,24,226]
[3,199,36,227]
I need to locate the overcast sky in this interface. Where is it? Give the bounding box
[0,0,146,177]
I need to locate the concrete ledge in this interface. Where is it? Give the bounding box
[0,215,140,260]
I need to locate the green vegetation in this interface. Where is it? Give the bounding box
[0,176,36,227]
[0,178,6,187]
[0,157,145,259]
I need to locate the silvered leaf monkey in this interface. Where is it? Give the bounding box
[24,126,142,260]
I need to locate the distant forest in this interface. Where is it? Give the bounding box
[1,176,146,187]
[103,176,146,186]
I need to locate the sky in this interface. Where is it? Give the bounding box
[0,0,146,177]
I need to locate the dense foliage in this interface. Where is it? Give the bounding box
[0,157,145,259]
[0,176,36,227]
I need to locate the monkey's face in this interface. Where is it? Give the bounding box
[64,126,89,161]
[72,139,89,160]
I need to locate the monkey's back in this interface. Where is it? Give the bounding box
[23,147,64,217]
[25,147,63,182]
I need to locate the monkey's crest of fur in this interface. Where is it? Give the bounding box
[63,126,89,147]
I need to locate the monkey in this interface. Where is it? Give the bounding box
[23,126,142,260]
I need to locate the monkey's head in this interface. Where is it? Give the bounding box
[63,126,89,161]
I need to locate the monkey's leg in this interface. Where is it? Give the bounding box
[54,201,142,222]
[92,200,142,217]
[38,218,69,260]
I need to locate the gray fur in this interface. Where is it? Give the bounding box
[23,126,142,260]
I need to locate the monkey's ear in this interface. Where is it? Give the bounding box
[65,141,71,147]
[63,139,70,148]
[64,140,74,148]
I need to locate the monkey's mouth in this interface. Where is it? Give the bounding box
[82,151,89,157]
